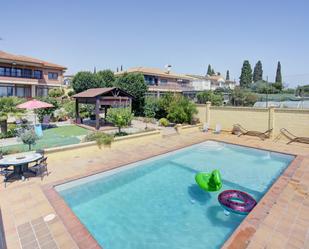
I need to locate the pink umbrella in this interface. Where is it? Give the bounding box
[17,99,54,125]
[17,99,54,110]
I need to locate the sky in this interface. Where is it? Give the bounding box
[0,0,308,87]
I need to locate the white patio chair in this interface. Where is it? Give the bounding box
[214,124,221,134]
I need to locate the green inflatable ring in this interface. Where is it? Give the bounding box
[195,169,222,192]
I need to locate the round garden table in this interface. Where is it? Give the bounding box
[0,153,43,180]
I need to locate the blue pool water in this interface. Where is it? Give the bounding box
[56,141,294,249]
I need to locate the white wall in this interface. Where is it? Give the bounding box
[191,79,211,91]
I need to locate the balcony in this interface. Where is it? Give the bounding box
[0,67,42,80]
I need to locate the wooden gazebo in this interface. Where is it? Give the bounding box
[72,87,134,130]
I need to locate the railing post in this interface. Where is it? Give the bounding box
[268,106,275,138]
[206,101,211,125]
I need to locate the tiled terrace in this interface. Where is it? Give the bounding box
[0,131,308,249]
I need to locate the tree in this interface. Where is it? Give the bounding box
[20,130,38,150]
[114,72,148,115]
[211,68,215,75]
[275,61,283,90]
[253,61,263,82]
[71,71,99,93]
[96,70,115,87]
[106,108,134,133]
[0,97,25,133]
[239,60,253,88]
[196,91,223,106]
[207,65,212,75]
[226,70,230,81]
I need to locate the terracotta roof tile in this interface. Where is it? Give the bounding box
[0,50,67,69]
[116,67,193,80]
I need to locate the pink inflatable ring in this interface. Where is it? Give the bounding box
[218,190,257,215]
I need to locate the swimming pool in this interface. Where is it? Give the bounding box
[56,141,294,249]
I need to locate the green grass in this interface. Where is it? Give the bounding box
[1,125,90,154]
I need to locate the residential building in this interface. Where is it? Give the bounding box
[188,74,236,91]
[63,75,74,86]
[0,50,67,98]
[115,67,195,97]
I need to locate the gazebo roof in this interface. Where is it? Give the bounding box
[73,87,128,98]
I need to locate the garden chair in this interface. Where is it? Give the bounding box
[30,157,49,180]
[202,123,209,132]
[42,115,51,129]
[214,124,221,134]
[280,128,309,145]
[0,166,13,188]
[233,124,272,140]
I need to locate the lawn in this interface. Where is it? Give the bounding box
[1,125,90,154]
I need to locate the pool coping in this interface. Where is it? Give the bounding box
[42,138,302,249]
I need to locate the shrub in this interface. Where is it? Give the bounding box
[167,96,198,124]
[231,87,258,106]
[83,132,114,148]
[63,100,75,119]
[54,108,68,121]
[144,98,157,129]
[159,118,170,127]
[67,89,75,97]
[48,88,65,98]
[0,97,25,133]
[196,90,223,106]
[114,131,128,137]
[106,108,134,133]
[0,124,18,139]
[35,97,59,122]
[20,129,38,150]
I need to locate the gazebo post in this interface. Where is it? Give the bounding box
[95,97,100,130]
[75,98,80,123]
[104,106,107,124]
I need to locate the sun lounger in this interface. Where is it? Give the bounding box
[280,128,309,145]
[233,124,272,140]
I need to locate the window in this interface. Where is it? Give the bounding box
[33,70,42,79]
[36,86,49,97]
[5,68,11,76]
[16,68,22,77]
[0,85,13,97]
[160,79,168,84]
[22,69,32,78]
[11,68,17,77]
[16,86,31,98]
[48,72,58,80]
[0,67,4,76]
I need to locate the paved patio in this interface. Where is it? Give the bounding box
[0,131,308,249]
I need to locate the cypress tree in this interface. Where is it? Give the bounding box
[253,60,263,82]
[226,70,230,80]
[239,60,253,88]
[275,61,282,83]
[207,64,212,75]
[211,68,215,75]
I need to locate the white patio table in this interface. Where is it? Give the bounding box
[0,152,43,180]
